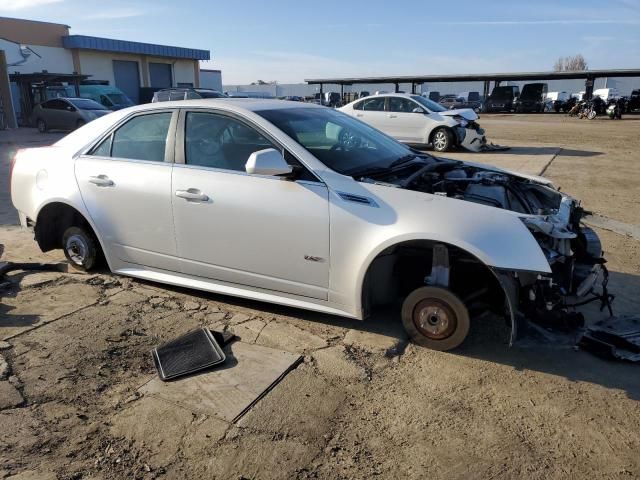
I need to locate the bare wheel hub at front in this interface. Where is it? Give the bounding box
[66,234,87,265]
[413,299,457,340]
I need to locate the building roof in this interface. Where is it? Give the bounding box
[62,35,210,61]
[305,69,640,85]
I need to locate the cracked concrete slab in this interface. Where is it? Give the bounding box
[111,396,228,467]
[0,381,24,409]
[0,282,101,340]
[254,320,328,353]
[139,341,302,422]
[312,345,367,380]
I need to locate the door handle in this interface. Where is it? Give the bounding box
[387,114,397,118]
[175,189,209,202]
[356,113,364,117]
[88,175,114,187]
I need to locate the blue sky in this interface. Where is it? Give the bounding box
[1,0,639,83]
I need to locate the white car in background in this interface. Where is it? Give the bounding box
[339,93,485,152]
[10,99,607,351]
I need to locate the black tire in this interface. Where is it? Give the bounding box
[37,118,47,133]
[401,286,470,351]
[62,226,100,271]
[431,128,453,152]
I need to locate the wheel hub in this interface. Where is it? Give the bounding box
[434,132,447,149]
[66,235,87,265]
[413,299,457,340]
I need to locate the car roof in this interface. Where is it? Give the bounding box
[124,98,321,113]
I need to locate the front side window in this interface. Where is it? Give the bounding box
[92,112,172,162]
[411,95,446,112]
[257,107,425,176]
[388,97,417,113]
[184,112,276,171]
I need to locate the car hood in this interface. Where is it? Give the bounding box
[438,109,478,121]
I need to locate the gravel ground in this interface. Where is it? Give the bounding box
[1,115,639,480]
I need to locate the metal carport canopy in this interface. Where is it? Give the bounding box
[305,69,640,85]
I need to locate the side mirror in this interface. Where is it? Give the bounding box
[245,148,293,177]
[412,107,425,114]
[67,106,75,111]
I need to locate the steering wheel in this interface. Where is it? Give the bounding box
[330,128,361,151]
[191,125,224,157]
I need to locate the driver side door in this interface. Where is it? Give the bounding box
[386,97,426,142]
[171,110,330,299]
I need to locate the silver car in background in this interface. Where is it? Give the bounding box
[31,98,112,132]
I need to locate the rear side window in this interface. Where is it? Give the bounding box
[361,97,385,111]
[44,99,67,110]
[90,112,172,162]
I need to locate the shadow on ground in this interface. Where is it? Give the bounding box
[490,146,602,157]
[129,268,639,400]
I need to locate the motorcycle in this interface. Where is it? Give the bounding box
[578,101,597,120]
[606,98,623,119]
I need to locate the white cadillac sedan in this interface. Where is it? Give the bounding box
[11,99,607,350]
[339,93,486,152]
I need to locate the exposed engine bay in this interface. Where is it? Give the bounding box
[359,158,613,335]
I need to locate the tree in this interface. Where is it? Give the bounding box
[553,54,588,71]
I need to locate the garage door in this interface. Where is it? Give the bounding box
[113,60,140,104]
[150,63,172,88]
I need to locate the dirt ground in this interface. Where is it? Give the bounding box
[1,115,639,480]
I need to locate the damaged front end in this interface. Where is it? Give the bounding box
[364,159,613,342]
[461,171,613,342]
[455,121,487,153]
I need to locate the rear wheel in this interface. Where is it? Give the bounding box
[401,286,470,351]
[432,128,453,152]
[37,118,47,133]
[62,226,99,271]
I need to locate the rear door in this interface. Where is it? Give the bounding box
[353,96,388,133]
[75,109,179,271]
[43,99,67,129]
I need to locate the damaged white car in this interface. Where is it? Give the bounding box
[10,99,609,350]
[339,93,487,152]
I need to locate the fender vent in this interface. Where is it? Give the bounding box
[337,191,378,207]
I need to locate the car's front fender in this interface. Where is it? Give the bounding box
[325,180,551,315]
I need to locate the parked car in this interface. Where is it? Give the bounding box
[324,92,342,107]
[283,96,304,102]
[593,88,620,102]
[484,85,520,112]
[31,97,111,132]
[628,89,640,112]
[458,91,483,112]
[152,88,228,102]
[79,85,134,111]
[11,99,608,350]
[339,93,483,152]
[438,94,465,109]
[515,83,548,113]
[422,91,440,102]
[545,91,570,112]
